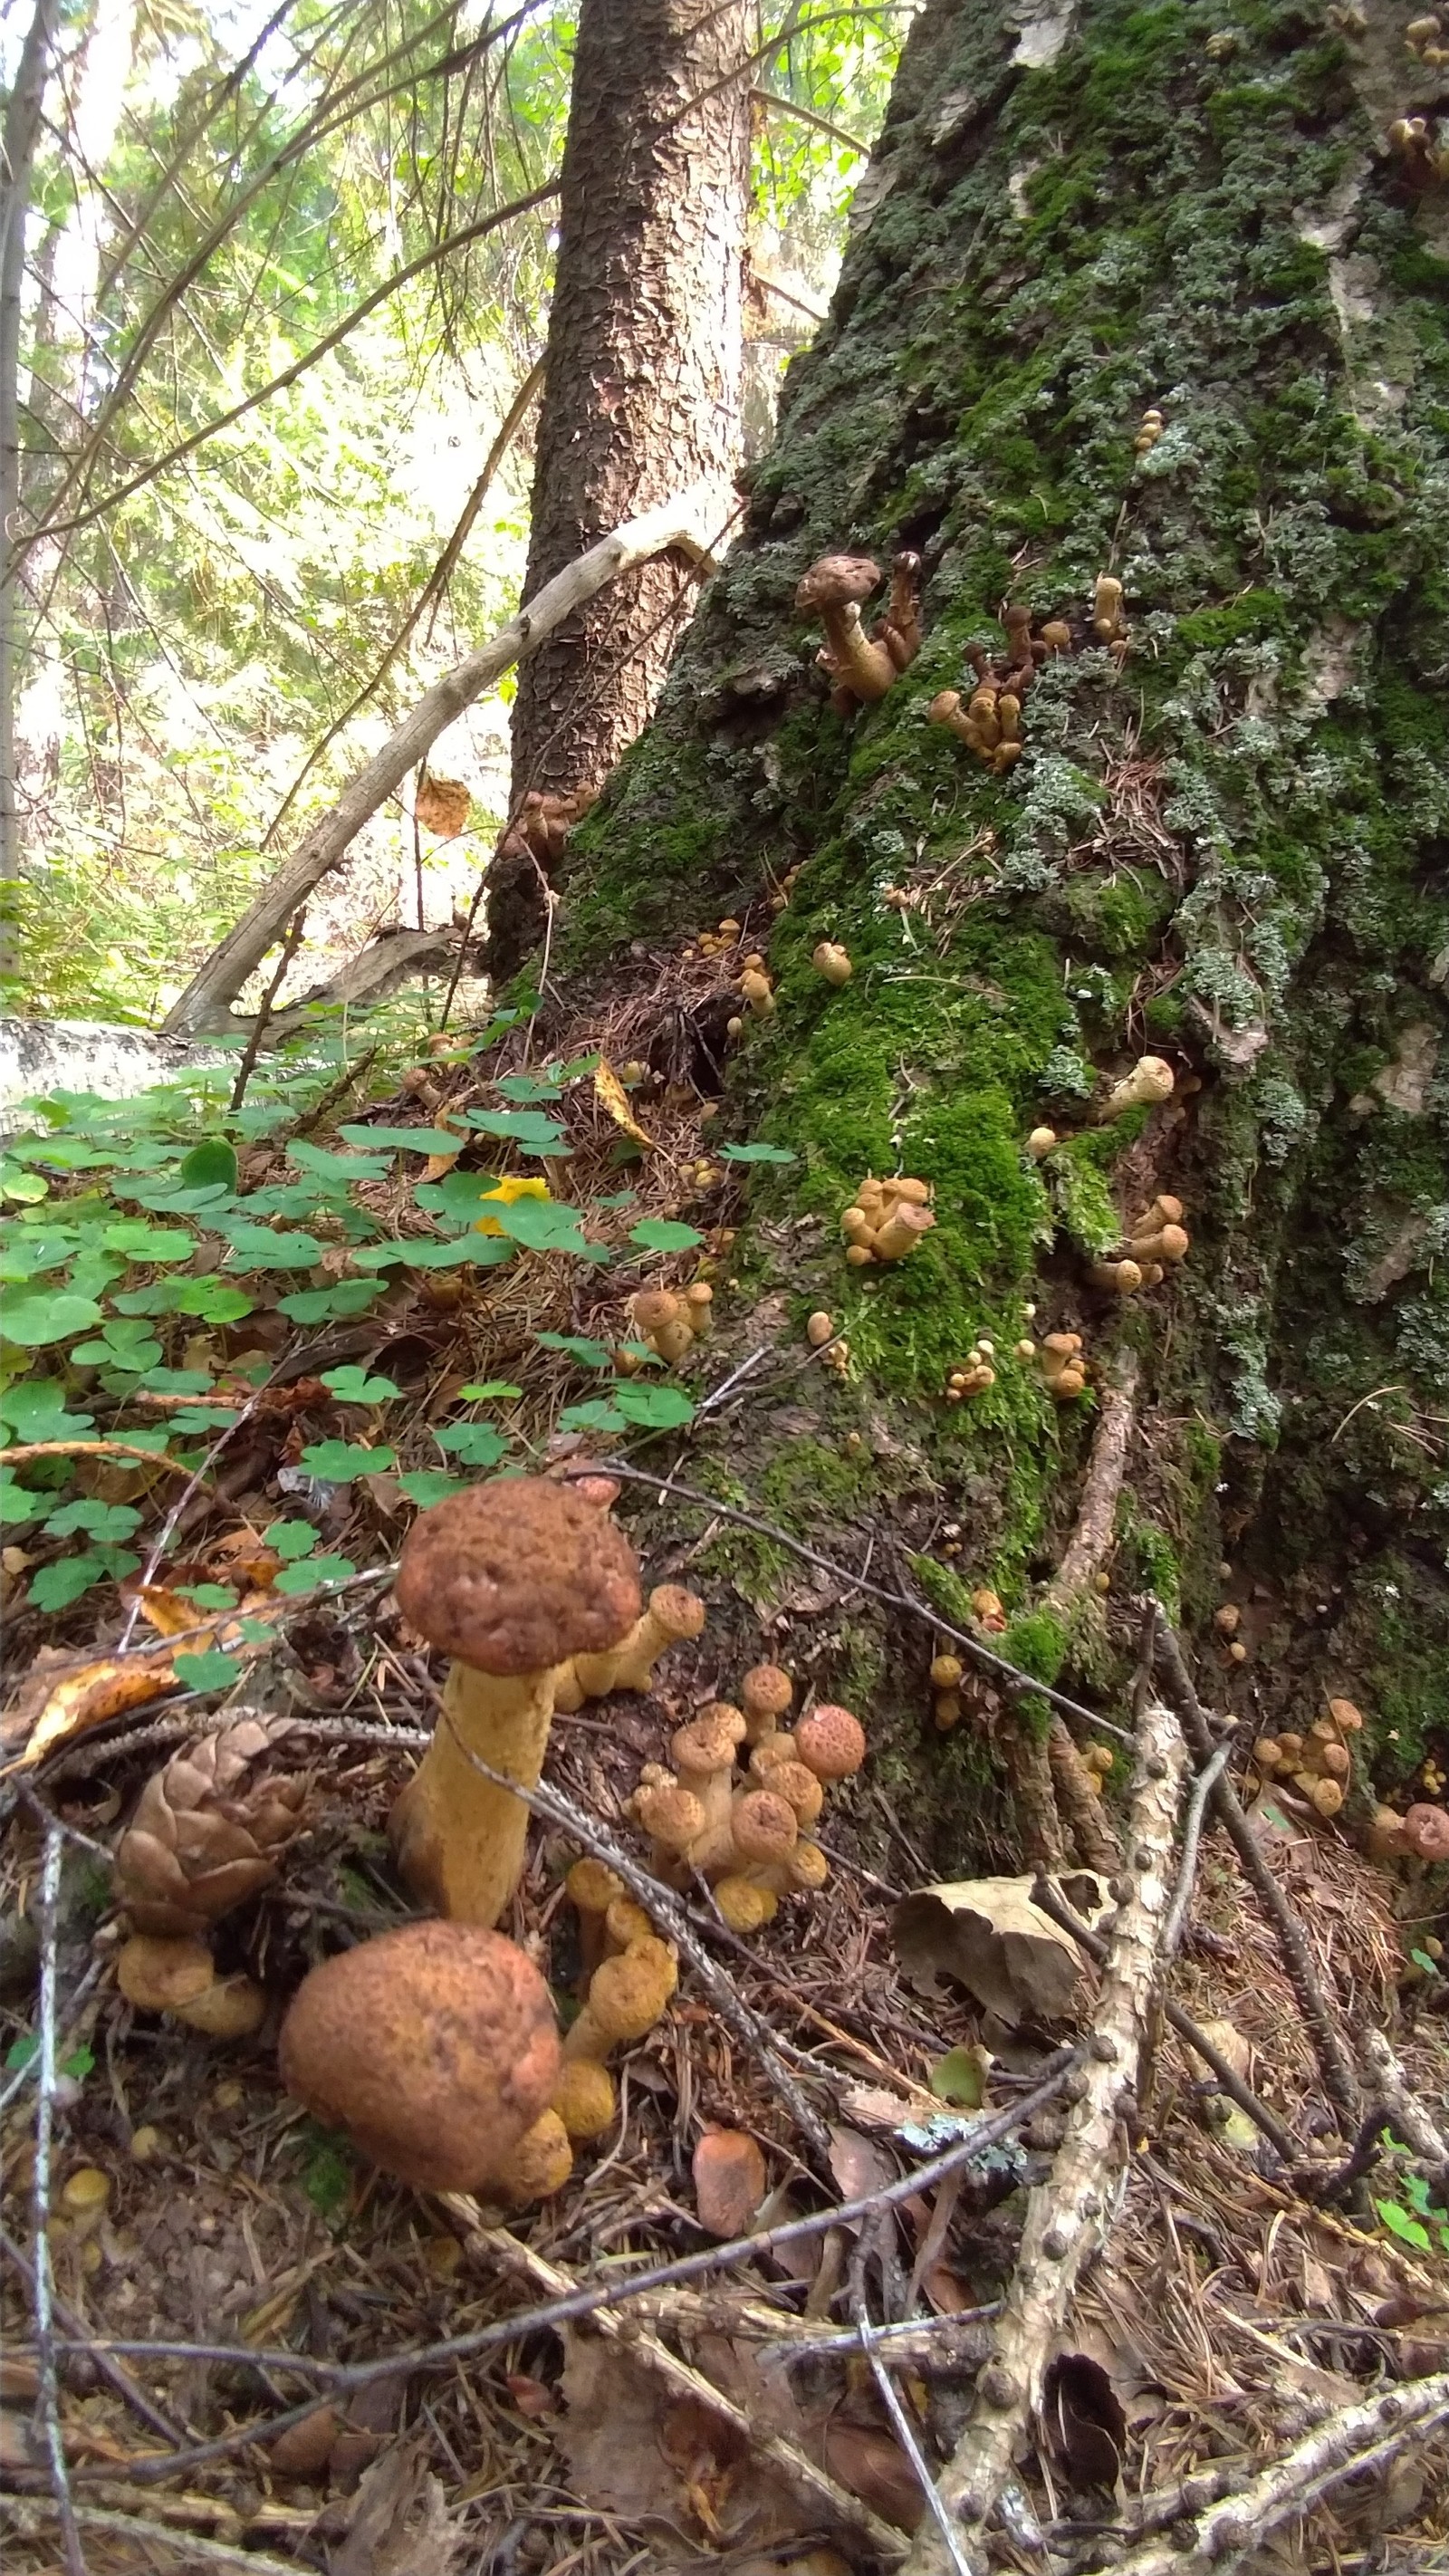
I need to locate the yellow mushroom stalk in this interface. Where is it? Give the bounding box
[389,1480,640,1927]
[812,940,853,986]
[1103,1056,1175,1119]
[571,1582,707,1699]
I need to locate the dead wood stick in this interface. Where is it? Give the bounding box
[160,481,722,1037]
[1028,1872,1299,2163]
[902,1695,1187,2576]
[1044,1362,1138,1610]
[1358,2029,1449,2196]
[1108,2370,1449,2575]
[449,2210,909,2565]
[1049,1721,1121,1873]
[0,2500,307,2576]
[1150,1602,1362,2129]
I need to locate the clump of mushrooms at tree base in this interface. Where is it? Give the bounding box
[263,1476,862,2203]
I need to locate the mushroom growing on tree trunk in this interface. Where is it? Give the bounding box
[389,1477,641,1926]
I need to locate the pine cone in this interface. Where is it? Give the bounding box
[113,1719,309,1937]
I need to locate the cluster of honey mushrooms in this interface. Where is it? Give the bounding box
[110,1479,863,2208]
[1388,18,1449,185]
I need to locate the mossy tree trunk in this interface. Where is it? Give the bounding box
[533,0,1449,1869]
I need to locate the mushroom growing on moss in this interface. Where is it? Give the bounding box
[1102,1056,1175,1119]
[813,941,853,986]
[794,554,896,708]
[841,1174,936,1265]
[1038,1332,1087,1399]
[931,1654,964,1731]
[278,1920,563,2196]
[389,1478,640,1927]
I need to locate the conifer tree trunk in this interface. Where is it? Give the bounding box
[527,0,1449,1860]
[486,0,753,977]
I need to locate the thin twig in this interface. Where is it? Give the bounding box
[576,1463,1135,1743]
[0,2230,186,2444]
[31,1824,87,2576]
[1162,1741,1231,1963]
[853,2210,974,2576]
[1151,1601,1361,2129]
[64,2057,1083,2485]
[227,904,307,1110]
[0,2500,308,2576]
[1028,1874,1299,2163]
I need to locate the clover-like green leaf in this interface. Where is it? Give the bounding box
[464,1108,570,1154]
[321,1366,401,1405]
[43,1498,143,1543]
[534,1331,616,1370]
[557,1399,627,1434]
[716,1141,797,1164]
[337,1123,463,1154]
[173,1649,245,1691]
[611,1383,696,1429]
[263,1519,320,1562]
[629,1218,705,1253]
[178,1139,240,1192]
[435,1422,510,1467]
[298,1440,397,1481]
[0,1291,104,1346]
[398,1470,469,1507]
[273,1554,357,1596]
[277,1281,386,1322]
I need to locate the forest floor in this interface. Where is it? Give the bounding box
[2,1013,1448,2575]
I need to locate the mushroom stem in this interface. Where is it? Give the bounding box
[390,1661,556,1927]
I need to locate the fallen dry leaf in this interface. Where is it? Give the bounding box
[1042,2350,1127,2488]
[893,1874,1108,2025]
[328,2436,466,2576]
[820,2417,922,2530]
[595,1057,654,1146]
[828,2125,896,2205]
[694,2129,767,2237]
[1,1648,180,1771]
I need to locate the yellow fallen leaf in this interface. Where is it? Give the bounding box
[473,1174,551,1235]
[594,1059,653,1147]
[4,1652,181,1772]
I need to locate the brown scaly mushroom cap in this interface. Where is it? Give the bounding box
[1404,1802,1449,1862]
[396,1476,640,1671]
[795,1704,866,1781]
[278,1921,561,2193]
[793,553,881,617]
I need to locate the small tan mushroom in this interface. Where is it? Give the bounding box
[812,941,853,986]
[795,554,896,707]
[571,1583,707,1700]
[117,1934,265,2039]
[931,1653,964,1732]
[795,1704,866,1782]
[1103,1056,1175,1119]
[741,1662,794,1743]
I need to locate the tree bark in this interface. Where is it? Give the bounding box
[486,0,753,979]
[515,0,1449,1858]
[0,0,61,901]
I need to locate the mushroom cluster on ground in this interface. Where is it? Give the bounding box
[628,1668,865,1931]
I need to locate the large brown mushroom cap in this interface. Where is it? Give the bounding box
[1404,1802,1449,1861]
[794,553,881,617]
[395,1476,640,1673]
[278,1921,561,2192]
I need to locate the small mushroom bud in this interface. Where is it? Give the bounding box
[806,1311,835,1348]
[1214,1604,1241,1637]
[812,941,853,986]
[1090,573,1125,643]
[1310,1776,1344,1817]
[1089,1258,1142,1294]
[740,969,775,1019]
[1027,1127,1057,1158]
[1037,619,1072,655]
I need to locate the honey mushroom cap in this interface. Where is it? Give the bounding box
[759,1761,823,1826]
[565,1859,624,1919]
[731,1790,799,1866]
[741,1661,794,1738]
[793,552,881,617]
[794,1704,866,1781]
[395,1476,640,1677]
[1404,1802,1449,1861]
[930,1655,964,1689]
[715,1877,778,1932]
[277,1922,561,2193]
[568,1937,678,2052]
[117,1933,216,2012]
[633,1779,706,1851]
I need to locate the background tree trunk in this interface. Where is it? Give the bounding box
[523,0,1449,1862]
[0,0,61,904]
[486,0,753,979]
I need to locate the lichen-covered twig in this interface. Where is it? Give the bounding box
[1358,2028,1449,2197]
[1108,2371,1449,2576]
[1161,1741,1231,1961]
[902,1695,1187,2576]
[452,2211,909,2564]
[1151,1602,1362,2129]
